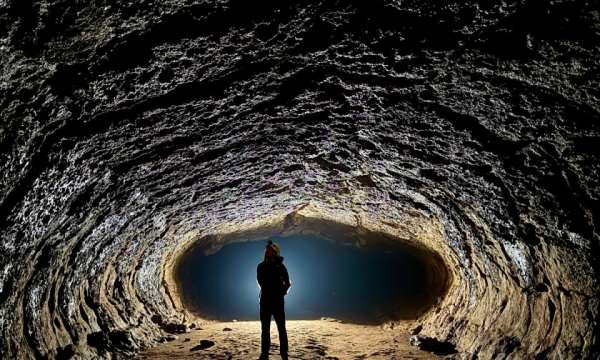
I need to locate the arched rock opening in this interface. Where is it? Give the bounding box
[172,214,452,324]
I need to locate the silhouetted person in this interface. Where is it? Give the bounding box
[257,240,291,360]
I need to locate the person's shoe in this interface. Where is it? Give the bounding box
[257,355,268,360]
[281,354,289,360]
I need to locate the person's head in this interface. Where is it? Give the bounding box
[265,239,280,263]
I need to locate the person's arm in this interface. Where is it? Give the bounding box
[283,279,292,295]
[282,265,291,295]
[257,264,263,289]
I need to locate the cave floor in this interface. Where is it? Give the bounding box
[136,319,442,360]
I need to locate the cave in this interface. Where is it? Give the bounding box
[1,0,599,359]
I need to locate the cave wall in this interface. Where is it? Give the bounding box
[1,0,599,359]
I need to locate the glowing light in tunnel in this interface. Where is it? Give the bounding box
[177,234,428,324]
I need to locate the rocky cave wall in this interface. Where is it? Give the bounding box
[1,0,599,359]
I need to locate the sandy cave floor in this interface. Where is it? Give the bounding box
[136,319,444,360]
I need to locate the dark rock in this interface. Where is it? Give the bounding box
[55,344,75,360]
[410,325,423,335]
[87,332,109,353]
[108,331,138,351]
[151,314,189,334]
[190,340,215,351]
[409,335,457,356]
[161,323,189,334]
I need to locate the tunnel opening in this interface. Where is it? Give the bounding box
[171,213,452,326]
[178,234,429,324]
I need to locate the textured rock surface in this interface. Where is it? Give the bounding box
[1,0,599,358]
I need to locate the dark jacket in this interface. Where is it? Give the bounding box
[257,256,289,304]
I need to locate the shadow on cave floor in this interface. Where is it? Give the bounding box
[136,320,443,360]
[177,234,431,325]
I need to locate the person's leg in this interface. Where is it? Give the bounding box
[259,302,272,359]
[272,302,288,359]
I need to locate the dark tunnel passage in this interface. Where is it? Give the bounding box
[177,234,430,324]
